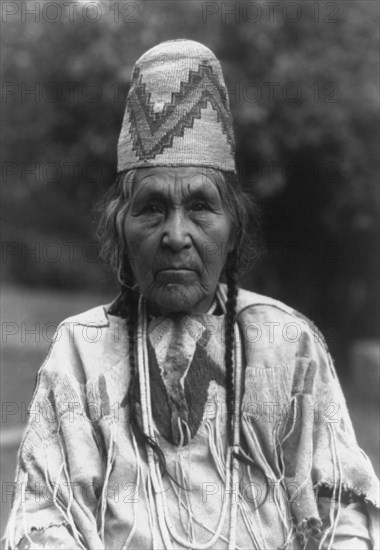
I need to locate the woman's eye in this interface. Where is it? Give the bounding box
[192,202,208,211]
[144,204,162,214]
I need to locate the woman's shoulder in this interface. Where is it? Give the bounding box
[39,301,128,381]
[58,303,111,328]
[237,288,324,343]
[46,301,125,357]
[235,285,326,352]
[236,286,312,324]
[236,286,294,316]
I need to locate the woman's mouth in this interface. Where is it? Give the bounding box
[155,269,198,283]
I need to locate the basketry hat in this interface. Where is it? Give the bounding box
[117,39,236,173]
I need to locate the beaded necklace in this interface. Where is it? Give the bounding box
[136,284,243,549]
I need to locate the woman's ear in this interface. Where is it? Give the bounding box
[120,252,136,287]
[226,226,238,253]
[227,237,235,253]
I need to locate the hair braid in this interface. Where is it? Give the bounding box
[120,286,138,409]
[224,249,239,447]
[224,252,270,508]
[111,284,183,487]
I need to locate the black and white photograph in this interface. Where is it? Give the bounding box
[1,1,379,548]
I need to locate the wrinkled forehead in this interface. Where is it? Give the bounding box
[128,167,223,199]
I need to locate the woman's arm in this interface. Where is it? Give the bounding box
[4,323,105,550]
[319,500,372,549]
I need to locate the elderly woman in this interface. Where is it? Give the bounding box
[6,40,379,550]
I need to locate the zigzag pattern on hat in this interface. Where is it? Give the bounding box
[127,62,235,160]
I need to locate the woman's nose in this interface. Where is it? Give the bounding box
[162,210,192,251]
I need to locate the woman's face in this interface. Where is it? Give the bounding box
[124,167,234,315]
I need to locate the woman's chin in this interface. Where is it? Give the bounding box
[146,284,209,316]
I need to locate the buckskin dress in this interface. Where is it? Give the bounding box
[4,287,380,549]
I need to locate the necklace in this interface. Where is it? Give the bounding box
[136,284,243,549]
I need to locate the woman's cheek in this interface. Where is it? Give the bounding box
[134,237,159,280]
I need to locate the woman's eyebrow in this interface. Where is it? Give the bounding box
[132,181,220,203]
[185,188,219,201]
[131,186,167,203]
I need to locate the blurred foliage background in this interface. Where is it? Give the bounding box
[2,0,379,370]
